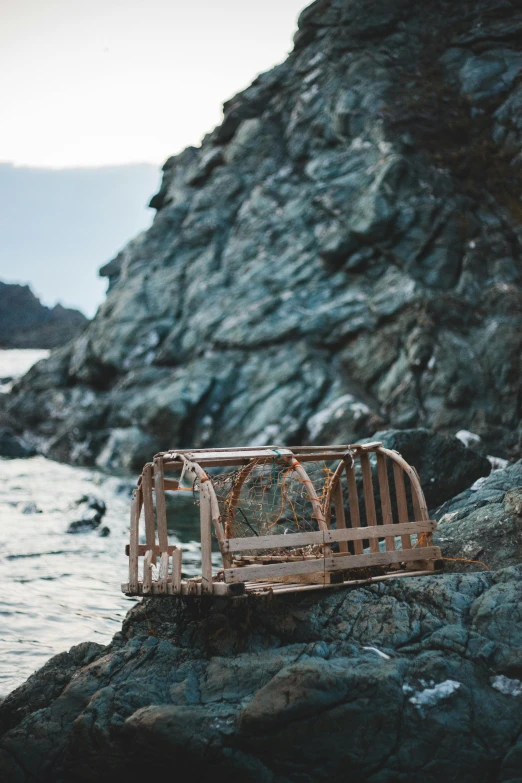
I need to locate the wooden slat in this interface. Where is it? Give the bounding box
[142,464,157,564]
[393,461,411,550]
[224,521,435,553]
[163,479,180,491]
[333,479,348,553]
[359,453,379,553]
[126,543,179,556]
[158,551,169,594]
[224,462,256,538]
[143,549,153,594]
[377,452,395,551]
[326,521,435,543]
[153,457,169,553]
[244,569,436,595]
[345,460,363,555]
[160,442,382,459]
[163,452,368,469]
[200,498,213,594]
[224,530,323,552]
[224,546,440,583]
[379,447,430,546]
[171,548,182,594]
[411,467,430,547]
[326,547,439,573]
[128,489,139,593]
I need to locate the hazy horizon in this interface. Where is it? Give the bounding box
[0,162,160,316]
[0,0,306,314]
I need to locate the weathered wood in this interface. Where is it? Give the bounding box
[245,569,436,595]
[223,461,256,538]
[333,479,348,553]
[128,489,140,593]
[225,530,323,552]
[325,521,435,543]
[126,543,179,556]
[153,457,169,553]
[379,447,429,532]
[200,497,213,594]
[359,453,379,553]
[158,551,169,594]
[142,464,157,564]
[163,452,369,470]
[224,521,435,553]
[289,457,327,530]
[376,451,395,552]
[345,460,363,555]
[161,442,382,463]
[121,567,437,597]
[224,546,440,583]
[162,478,180,491]
[324,547,440,573]
[143,549,153,594]
[171,547,182,594]
[392,461,411,550]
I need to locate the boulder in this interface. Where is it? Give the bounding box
[0,427,36,459]
[370,428,491,509]
[436,459,522,571]
[67,495,107,533]
[2,569,522,781]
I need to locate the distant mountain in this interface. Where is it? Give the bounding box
[0,162,160,316]
[0,281,87,349]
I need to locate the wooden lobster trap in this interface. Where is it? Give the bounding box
[121,442,443,598]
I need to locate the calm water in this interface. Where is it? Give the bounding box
[0,351,205,696]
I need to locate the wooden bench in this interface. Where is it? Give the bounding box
[121,442,442,598]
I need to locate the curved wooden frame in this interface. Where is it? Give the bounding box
[123,442,441,598]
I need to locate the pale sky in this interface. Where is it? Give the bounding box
[1,0,306,168]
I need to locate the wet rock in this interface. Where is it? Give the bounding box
[0,428,36,459]
[436,459,522,571]
[370,428,491,510]
[2,569,522,781]
[67,495,107,533]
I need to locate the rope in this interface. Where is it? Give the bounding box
[415,533,490,571]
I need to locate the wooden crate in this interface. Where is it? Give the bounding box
[121,442,442,598]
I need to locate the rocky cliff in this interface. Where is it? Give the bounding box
[0,281,87,349]
[2,566,522,782]
[1,438,522,781]
[7,0,522,469]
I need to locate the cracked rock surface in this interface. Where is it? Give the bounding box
[5,0,522,469]
[2,568,522,782]
[436,458,522,571]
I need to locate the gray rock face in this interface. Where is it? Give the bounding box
[0,427,36,458]
[436,459,522,571]
[368,428,491,509]
[6,0,522,468]
[0,281,87,349]
[2,568,522,782]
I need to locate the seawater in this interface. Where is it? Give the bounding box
[0,351,204,696]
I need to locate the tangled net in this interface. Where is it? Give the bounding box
[201,458,337,556]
